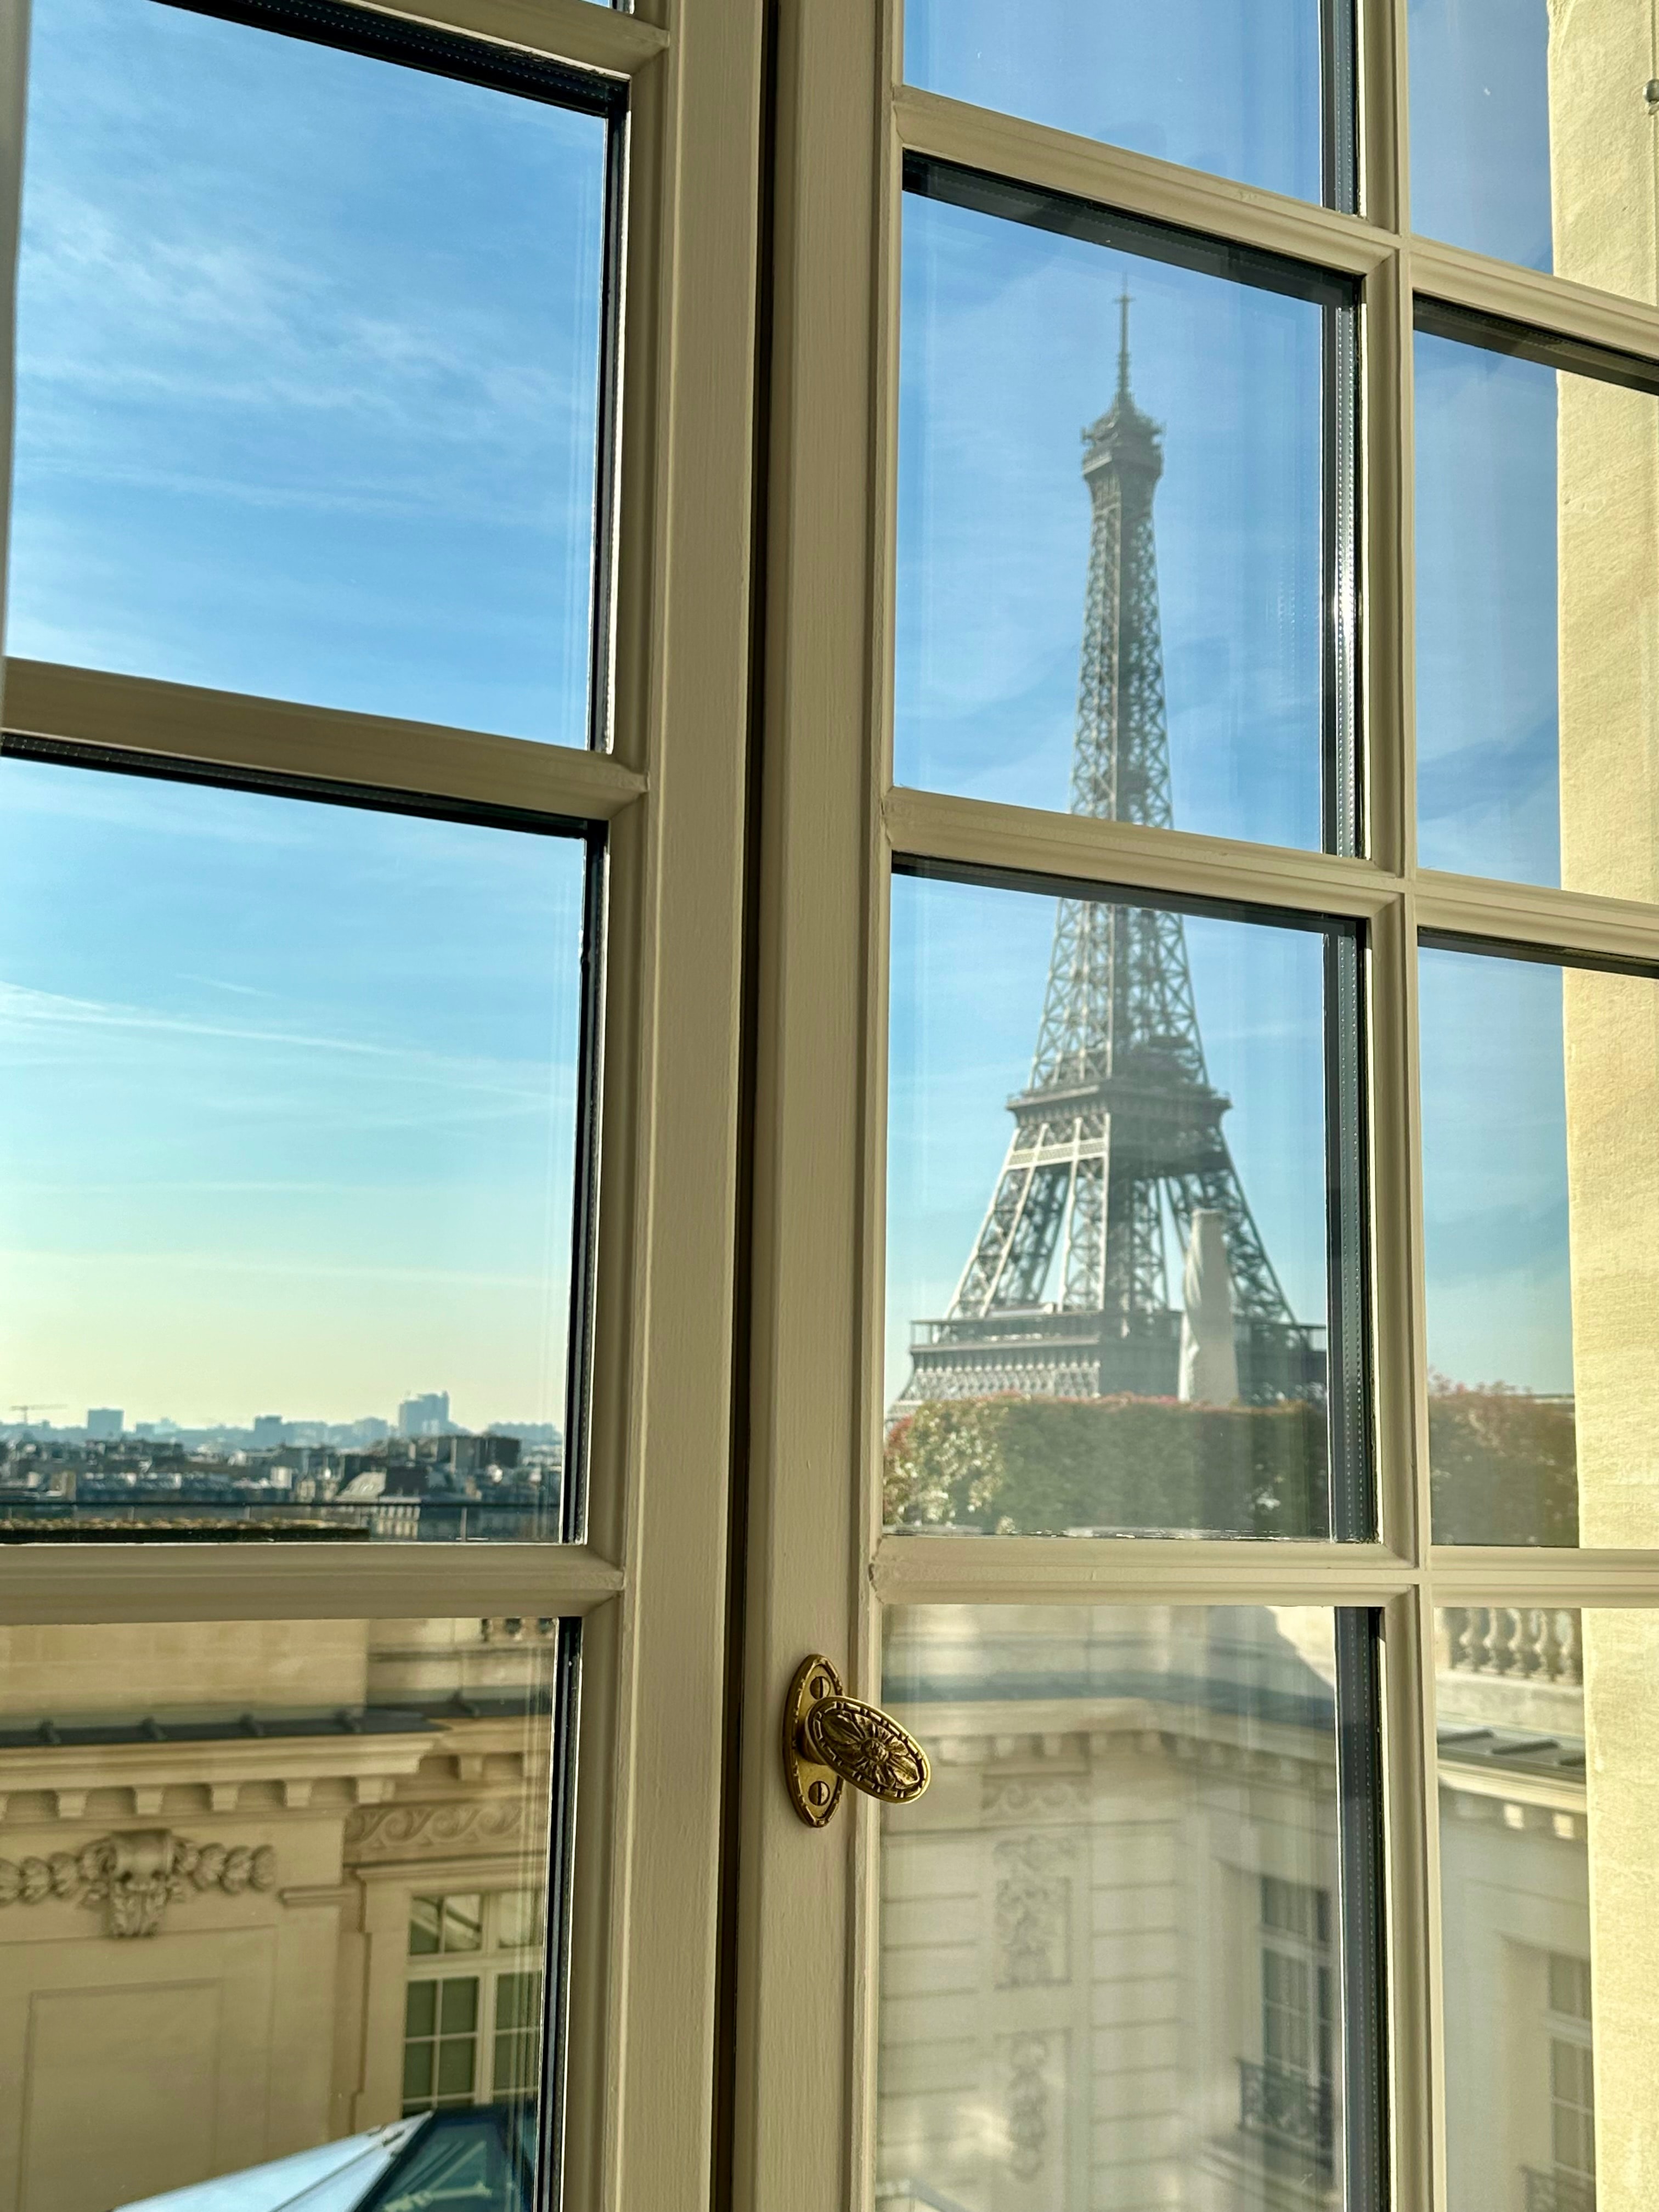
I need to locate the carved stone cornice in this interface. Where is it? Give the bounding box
[0,1829,276,1937]
[344,1795,528,1861]
[0,1730,435,1824]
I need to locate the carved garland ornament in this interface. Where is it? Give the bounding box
[0,1830,276,1938]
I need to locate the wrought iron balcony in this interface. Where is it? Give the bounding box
[1523,2170,1595,2212]
[1238,2059,1334,2172]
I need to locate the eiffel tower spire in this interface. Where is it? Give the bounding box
[898,304,1321,1410]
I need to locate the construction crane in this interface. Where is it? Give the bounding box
[10,1403,64,1427]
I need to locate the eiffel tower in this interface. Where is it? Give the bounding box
[898,294,1324,1412]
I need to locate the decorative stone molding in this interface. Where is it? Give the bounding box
[981,1775,1088,1821]
[994,1833,1076,1989]
[344,1796,527,1860]
[0,1829,276,1937]
[1004,2033,1052,2181]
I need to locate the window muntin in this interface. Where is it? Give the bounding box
[896,162,1358,856]
[902,0,1351,212]
[0,753,597,1543]
[10,0,617,747]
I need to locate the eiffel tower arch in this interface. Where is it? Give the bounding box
[897,296,1325,1415]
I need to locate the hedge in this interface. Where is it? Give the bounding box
[885,1383,1580,1543]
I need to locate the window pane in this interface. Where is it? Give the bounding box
[1435,1606,1659,2212]
[492,1969,544,2100]
[887,872,1367,1538]
[1415,312,1659,893]
[0,760,585,1542]
[494,1888,539,1950]
[10,0,608,744]
[442,1896,484,1955]
[1408,0,1657,305]
[1419,941,1659,1547]
[0,1615,562,2207]
[877,1605,1370,2208]
[898,170,1351,852]
[904,0,1333,206]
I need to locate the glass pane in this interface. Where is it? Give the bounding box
[10,0,608,744]
[0,760,586,1542]
[1415,312,1659,893]
[904,0,1333,206]
[887,871,1365,1538]
[410,1897,443,1957]
[0,1615,562,2210]
[1420,940,1659,1546]
[877,1605,1367,2208]
[494,1889,539,1949]
[435,2032,477,2096]
[492,1970,544,2100]
[1436,1605,1659,2212]
[437,1898,481,1955]
[898,170,1351,852]
[1408,0,1658,304]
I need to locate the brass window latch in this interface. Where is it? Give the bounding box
[782,1654,931,1828]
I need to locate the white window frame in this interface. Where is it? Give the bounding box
[733,3,1659,2209]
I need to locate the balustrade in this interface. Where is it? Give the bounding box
[1439,1607,1582,1686]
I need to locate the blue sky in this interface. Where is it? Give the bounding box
[1418,946,1573,1393]
[1407,0,1553,270]
[0,760,584,1430]
[8,0,605,742]
[1414,331,1561,885]
[905,0,1323,206]
[0,0,1593,1429]
[0,0,599,1433]
[896,193,1327,849]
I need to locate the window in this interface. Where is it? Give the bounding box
[0,0,758,2207]
[10,0,1659,2207]
[403,1891,545,2114]
[741,2,1659,2210]
[1254,1877,1336,2172]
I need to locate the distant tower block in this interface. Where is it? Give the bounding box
[86,1407,124,1441]
[897,297,1323,1412]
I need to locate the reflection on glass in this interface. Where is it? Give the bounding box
[0,759,586,1542]
[877,1605,1355,2210]
[898,172,1341,850]
[10,0,607,743]
[1420,941,1659,1547]
[1408,0,1659,304]
[0,1615,564,2211]
[904,0,1328,205]
[1415,313,1659,893]
[887,872,1357,1539]
[1435,1605,1659,2211]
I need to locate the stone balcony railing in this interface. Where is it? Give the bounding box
[1440,1607,1582,1686]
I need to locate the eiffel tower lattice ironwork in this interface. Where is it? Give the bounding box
[898,293,1324,1412]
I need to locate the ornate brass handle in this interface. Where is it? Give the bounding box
[782,1654,931,1829]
